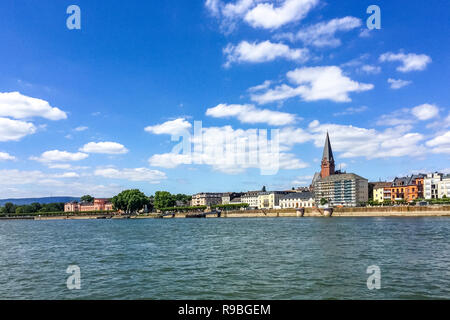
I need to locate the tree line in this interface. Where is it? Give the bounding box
[0,202,65,215]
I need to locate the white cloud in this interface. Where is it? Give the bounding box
[388,78,412,89]
[80,141,129,155]
[279,16,362,47]
[251,66,373,104]
[333,106,368,116]
[206,0,319,31]
[248,80,272,92]
[379,52,432,72]
[75,126,88,132]
[360,65,381,74]
[94,167,167,183]
[0,117,37,141]
[30,150,89,163]
[206,103,297,125]
[426,131,450,154]
[223,40,308,67]
[411,104,439,121]
[148,153,192,168]
[0,152,16,161]
[145,118,192,135]
[0,92,67,120]
[244,0,319,29]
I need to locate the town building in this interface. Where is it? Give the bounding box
[191,193,222,206]
[241,191,261,208]
[312,133,368,207]
[372,182,393,203]
[221,192,244,204]
[257,191,291,209]
[424,173,450,199]
[64,198,113,212]
[279,192,315,209]
[388,174,425,202]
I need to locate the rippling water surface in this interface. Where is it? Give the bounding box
[0,218,449,299]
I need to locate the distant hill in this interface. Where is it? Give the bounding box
[0,197,80,206]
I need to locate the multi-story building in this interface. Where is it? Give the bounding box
[425,173,443,199]
[312,133,368,207]
[438,175,450,198]
[424,173,450,199]
[221,192,244,204]
[241,191,261,208]
[257,191,291,209]
[372,182,393,203]
[279,192,315,209]
[388,174,425,202]
[64,198,113,212]
[191,193,222,206]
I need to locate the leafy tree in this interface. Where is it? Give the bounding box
[154,191,176,210]
[112,189,149,214]
[4,202,16,214]
[30,202,42,212]
[262,186,267,192]
[320,198,328,206]
[81,195,94,203]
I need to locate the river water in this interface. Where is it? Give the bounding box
[0,218,448,299]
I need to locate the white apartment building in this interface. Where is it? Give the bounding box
[279,192,315,209]
[424,173,443,199]
[438,175,450,198]
[241,191,260,208]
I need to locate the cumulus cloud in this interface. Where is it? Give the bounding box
[411,104,439,120]
[74,126,88,132]
[80,141,129,154]
[377,104,439,126]
[94,167,167,183]
[251,66,373,104]
[244,0,319,29]
[426,131,450,154]
[145,118,192,135]
[206,103,297,125]
[388,78,412,89]
[0,92,67,120]
[223,40,308,67]
[0,117,36,141]
[205,0,319,31]
[277,16,362,47]
[379,52,432,72]
[0,152,16,161]
[30,150,89,163]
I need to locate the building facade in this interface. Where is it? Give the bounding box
[257,191,290,209]
[424,173,450,199]
[191,193,222,206]
[241,191,261,208]
[221,192,244,204]
[388,174,425,202]
[372,182,393,203]
[279,192,315,209]
[64,198,113,212]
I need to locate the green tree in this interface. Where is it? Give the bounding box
[320,198,328,206]
[154,191,176,210]
[262,186,267,192]
[4,202,16,214]
[81,195,94,203]
[112,189,149,214]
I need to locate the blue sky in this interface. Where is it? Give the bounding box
[0,0,449,198]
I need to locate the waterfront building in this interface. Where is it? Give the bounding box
[425,173,443,199]
[312,133,368,207]
[438,175,450,198]
[372,182,393,203]
[257,191,291,209]
[64,198,113,212]
[424,173,450,199]
[279,192,315,209]
[241,191,261,208]
[191,193,222,206]
[388,174,425,202]
[221,192,244,204]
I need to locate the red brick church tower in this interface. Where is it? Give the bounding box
[320,132,335,178]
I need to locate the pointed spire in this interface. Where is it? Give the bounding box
[322,132,334,162]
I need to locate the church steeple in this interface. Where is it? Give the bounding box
[321,132,335,178]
